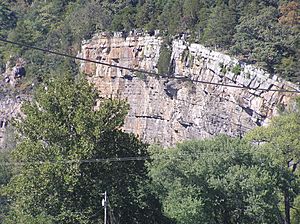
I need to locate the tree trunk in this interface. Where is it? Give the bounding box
[284,190,291,224]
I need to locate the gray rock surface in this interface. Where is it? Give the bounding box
[0,60,28,150]
[80,33,299,146]
[0,32,298,148]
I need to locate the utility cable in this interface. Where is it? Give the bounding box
[0,38,299,93]
[0,150,248,166]
[0,156,150,166]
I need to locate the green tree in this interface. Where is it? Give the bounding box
[158,0,183,35]
[231,4,295,73]
[0,151,12,222]
[203,1,237,47]
[182,0,201,29]
[276,1,300,82]
[157,42,172,75]
[246,101,300,224]
[0,2,16,37]
[64,1,110,44]
[136,0,158,31]
[292,195,300,224]
[110,5,137,31]
[194,3,211,35]
[4,74,169,224]
[0,2,17,71]
[148,136,287,224]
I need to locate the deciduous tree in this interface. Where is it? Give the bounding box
[4,74,168,224]
[246,101,300,224]
[203,1,237,47]
[148,136,287,224]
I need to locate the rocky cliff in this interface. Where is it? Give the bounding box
[0,60,28,150]
[0,32,298,148]
[80,32,299,146]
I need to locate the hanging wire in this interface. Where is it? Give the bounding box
[0,38,299,93]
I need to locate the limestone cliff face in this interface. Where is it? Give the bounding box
[0,61,27,149]
[80,32,299,146]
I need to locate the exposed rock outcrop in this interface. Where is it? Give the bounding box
[0,32,298,148]
[0,59,28,150]
[80,32,299,146]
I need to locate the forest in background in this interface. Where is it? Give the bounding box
[0,0,299,83]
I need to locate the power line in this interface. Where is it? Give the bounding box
[0,38,299,94]
[0,150,252,166]
[0,38,158,76]
[0,156,150,166]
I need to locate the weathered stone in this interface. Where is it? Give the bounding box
[0,33,298,148]
[13,66,26,78]
[80,33,299,146]
[4,76,10,83]
[0,59,28,150]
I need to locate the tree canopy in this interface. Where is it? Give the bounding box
[148,135,296,224]
[0,0,299,82]
[245,100,300,224]
[3,74,169,224]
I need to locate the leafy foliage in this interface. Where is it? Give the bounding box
[157,43,172,75]
[0,0,299,82]
[148,136,291,224]
[245,100,300,224]
[0,2,16,36]
[3,74,169,224]
[231,3,298,76]
[203,1,237,47]
[0,151,12,222]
